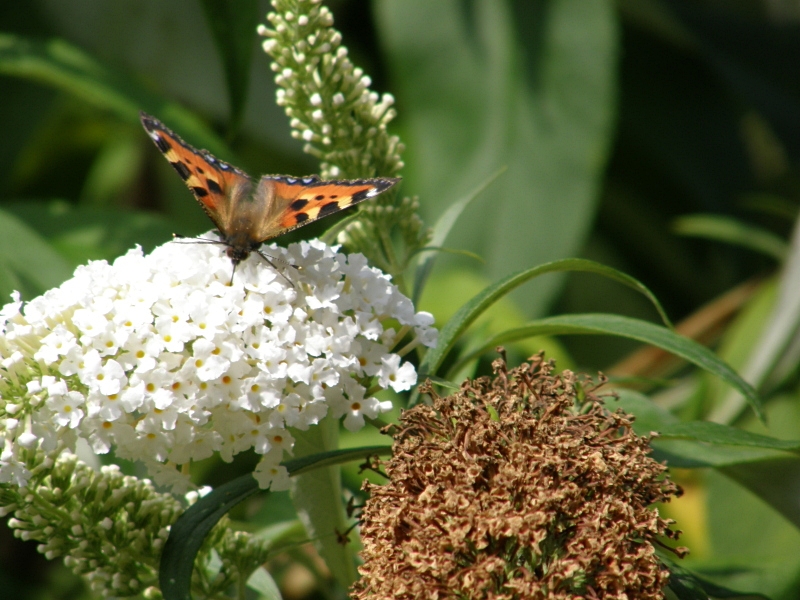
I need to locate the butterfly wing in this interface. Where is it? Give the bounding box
[249,175,401,242]
[140,112,253,235]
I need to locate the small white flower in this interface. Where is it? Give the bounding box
[35,326,77,365]
[253,459,290,491]
[47,390,85,429]
[378,354,417,392]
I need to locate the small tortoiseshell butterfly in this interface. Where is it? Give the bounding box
[140,111,399,278]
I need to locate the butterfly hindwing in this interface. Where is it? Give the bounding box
[140,112,253,234]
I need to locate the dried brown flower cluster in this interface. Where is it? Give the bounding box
[353,353,684,600]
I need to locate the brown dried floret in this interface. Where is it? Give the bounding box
[352,353,684,600]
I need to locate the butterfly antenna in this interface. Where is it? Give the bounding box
[172,233,229,249]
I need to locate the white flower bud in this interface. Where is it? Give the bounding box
[17,432,38,449]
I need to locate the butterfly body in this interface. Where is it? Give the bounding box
[140,112,399,271]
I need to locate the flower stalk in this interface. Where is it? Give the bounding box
[259,0,430,288]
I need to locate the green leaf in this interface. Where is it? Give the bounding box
[199,0,259,133]
[419,259,671,381]
[648,421,800,469]
[658,421,800,452]
[722,457,800,533]
[284,444,392,476]
[4,200,175,265]
[446,314,762,421]
[412,166,506,305]
[605,388,679,434]
[674,214,788,262]
[0,34,234,161]
[159,445,391,600]
[159,475,261,600]
[247,567,283,600]
[665,557,771,600]
[78,130,143,208]
[423,375,461,391]
[0,207,74,297]
[378,0,618,315]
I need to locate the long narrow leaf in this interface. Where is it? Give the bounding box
[159,445,391,600]
[0,208,74,294]
[664,557,769,600]
[0,34,233,160]
[659,421,800,451]
[412,166,506,305]
[419,259,672,380]
[674,214,788,262]
[160,474,261,600]
[447,313,762,421]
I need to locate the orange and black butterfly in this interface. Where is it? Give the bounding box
[140,111,399,277]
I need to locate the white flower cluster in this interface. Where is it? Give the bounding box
[0,238,436,491]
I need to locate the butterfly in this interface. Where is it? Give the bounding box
[140,111,399,279]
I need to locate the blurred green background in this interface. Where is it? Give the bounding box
[2,0,800,598]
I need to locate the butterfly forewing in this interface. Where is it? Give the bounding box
[248,176,399,241]
[140,111,400,270]
[140,112,254,234]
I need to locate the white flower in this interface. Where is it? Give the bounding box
[0,236,437,490]
[328,377,392,432]
[377,354,418,392]
[47,390,85,429]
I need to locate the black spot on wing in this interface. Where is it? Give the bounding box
[314,195,325,201]
[351,188,373,202]
[206,179,223,194]
[290,199,309,211]
[154,135,171,154]
[294,212,310,224]
[191,186,208,198]
[171,161,191,181]
[318,201,341,217]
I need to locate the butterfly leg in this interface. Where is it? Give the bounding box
[256,250,299,290]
